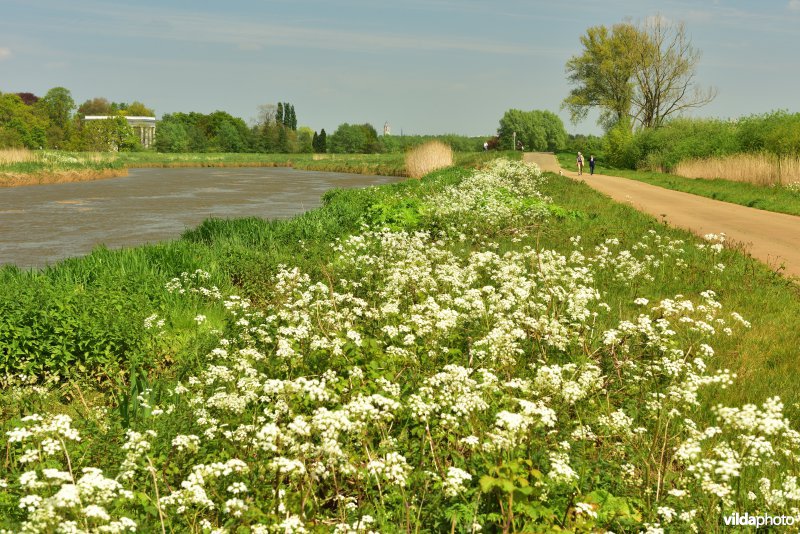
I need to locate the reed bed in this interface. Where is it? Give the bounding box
[0,148,36,165]
[0,168,128,187]
[675,153,800,186]
[404,140,453,179]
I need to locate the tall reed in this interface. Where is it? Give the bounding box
[0,148,35,165]
[404,141,453,179]
[675,153,800,186]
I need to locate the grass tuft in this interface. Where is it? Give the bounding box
[404,141,454,179]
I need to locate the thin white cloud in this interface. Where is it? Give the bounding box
[23,0,560,57]
[0,47,11,60]
[789,0,800,11]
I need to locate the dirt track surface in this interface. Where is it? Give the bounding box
[524,152,800,278]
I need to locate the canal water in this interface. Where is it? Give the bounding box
[0,167,402,269]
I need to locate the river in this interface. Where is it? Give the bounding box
[0,167,402,269]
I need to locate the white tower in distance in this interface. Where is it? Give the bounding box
[383,121,391,136]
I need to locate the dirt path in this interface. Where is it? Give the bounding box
[524,152,800,278]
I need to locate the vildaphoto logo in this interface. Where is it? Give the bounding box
[723,512,797,527]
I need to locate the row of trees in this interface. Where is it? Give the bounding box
[3,86,495,155]
[1,87,79,149]
[154,103,323,154]
[0,87,156,151]
[496,109,567,152]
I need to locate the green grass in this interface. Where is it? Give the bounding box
[3,163,800,531]
[555,150,800,216]
[0,150,124,174]
[535,171,800,413]
[1,164,797,410]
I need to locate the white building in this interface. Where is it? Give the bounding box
[83,115,157,148]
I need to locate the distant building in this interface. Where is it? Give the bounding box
[84,115,156,148]
[383,121,391,136]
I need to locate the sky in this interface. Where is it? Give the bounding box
[1,0,798,137]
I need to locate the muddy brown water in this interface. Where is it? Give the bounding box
[0,167,403,269]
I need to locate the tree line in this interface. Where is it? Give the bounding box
[0,87,157,151]
[1,86,497,154]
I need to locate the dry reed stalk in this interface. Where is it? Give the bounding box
[0,168,129,188]
[404,141,453,179]
[86,152,112,164]
[675,153,800,186]
[0,148,36,165]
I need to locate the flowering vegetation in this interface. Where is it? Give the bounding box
[2,159,800,532]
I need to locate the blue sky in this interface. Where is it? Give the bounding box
[1,0,798,136]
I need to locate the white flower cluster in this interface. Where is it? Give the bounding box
[422,159,549,234]
[4,160,790,533]
[164,269,222,300]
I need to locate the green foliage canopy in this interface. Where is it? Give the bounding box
[564,19,715,131]
[328,123,381,153]
[497,109,567,151]
[78,116,141,152]
[0,92,47,148]
[563,23,639,131]
[154,119,190,153]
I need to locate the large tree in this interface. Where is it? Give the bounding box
[38,87,75,131]
[497,109,567,151]
[37,86,75,147]
[328,123,380,154]
[563,23,639,131]
[154,119,189,152]
[563,18,715,130]
[0,93,47,148]
[629,17,717,128]
[78,116,139,151]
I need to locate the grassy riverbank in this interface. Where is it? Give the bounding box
[0,149,127,186]
[1,149,516,186]
[556,151,800,217]
[2,161,800,531]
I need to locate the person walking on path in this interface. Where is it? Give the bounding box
[589,155,596,176]
[577,152,584,175]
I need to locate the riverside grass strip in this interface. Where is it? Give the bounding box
[556,151,800,217]
[1,150,517,186]
[1,161,799,531]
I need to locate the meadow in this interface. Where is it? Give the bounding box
[2,159,800,532]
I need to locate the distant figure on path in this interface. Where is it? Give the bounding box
[589,155,595,175]
[577,152,584,175]
[483,141,489,151]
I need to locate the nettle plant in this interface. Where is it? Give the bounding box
[3,160,800,533]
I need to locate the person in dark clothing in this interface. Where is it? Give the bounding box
[589,155,596,175]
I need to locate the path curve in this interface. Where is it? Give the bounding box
[524,152,800,278]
